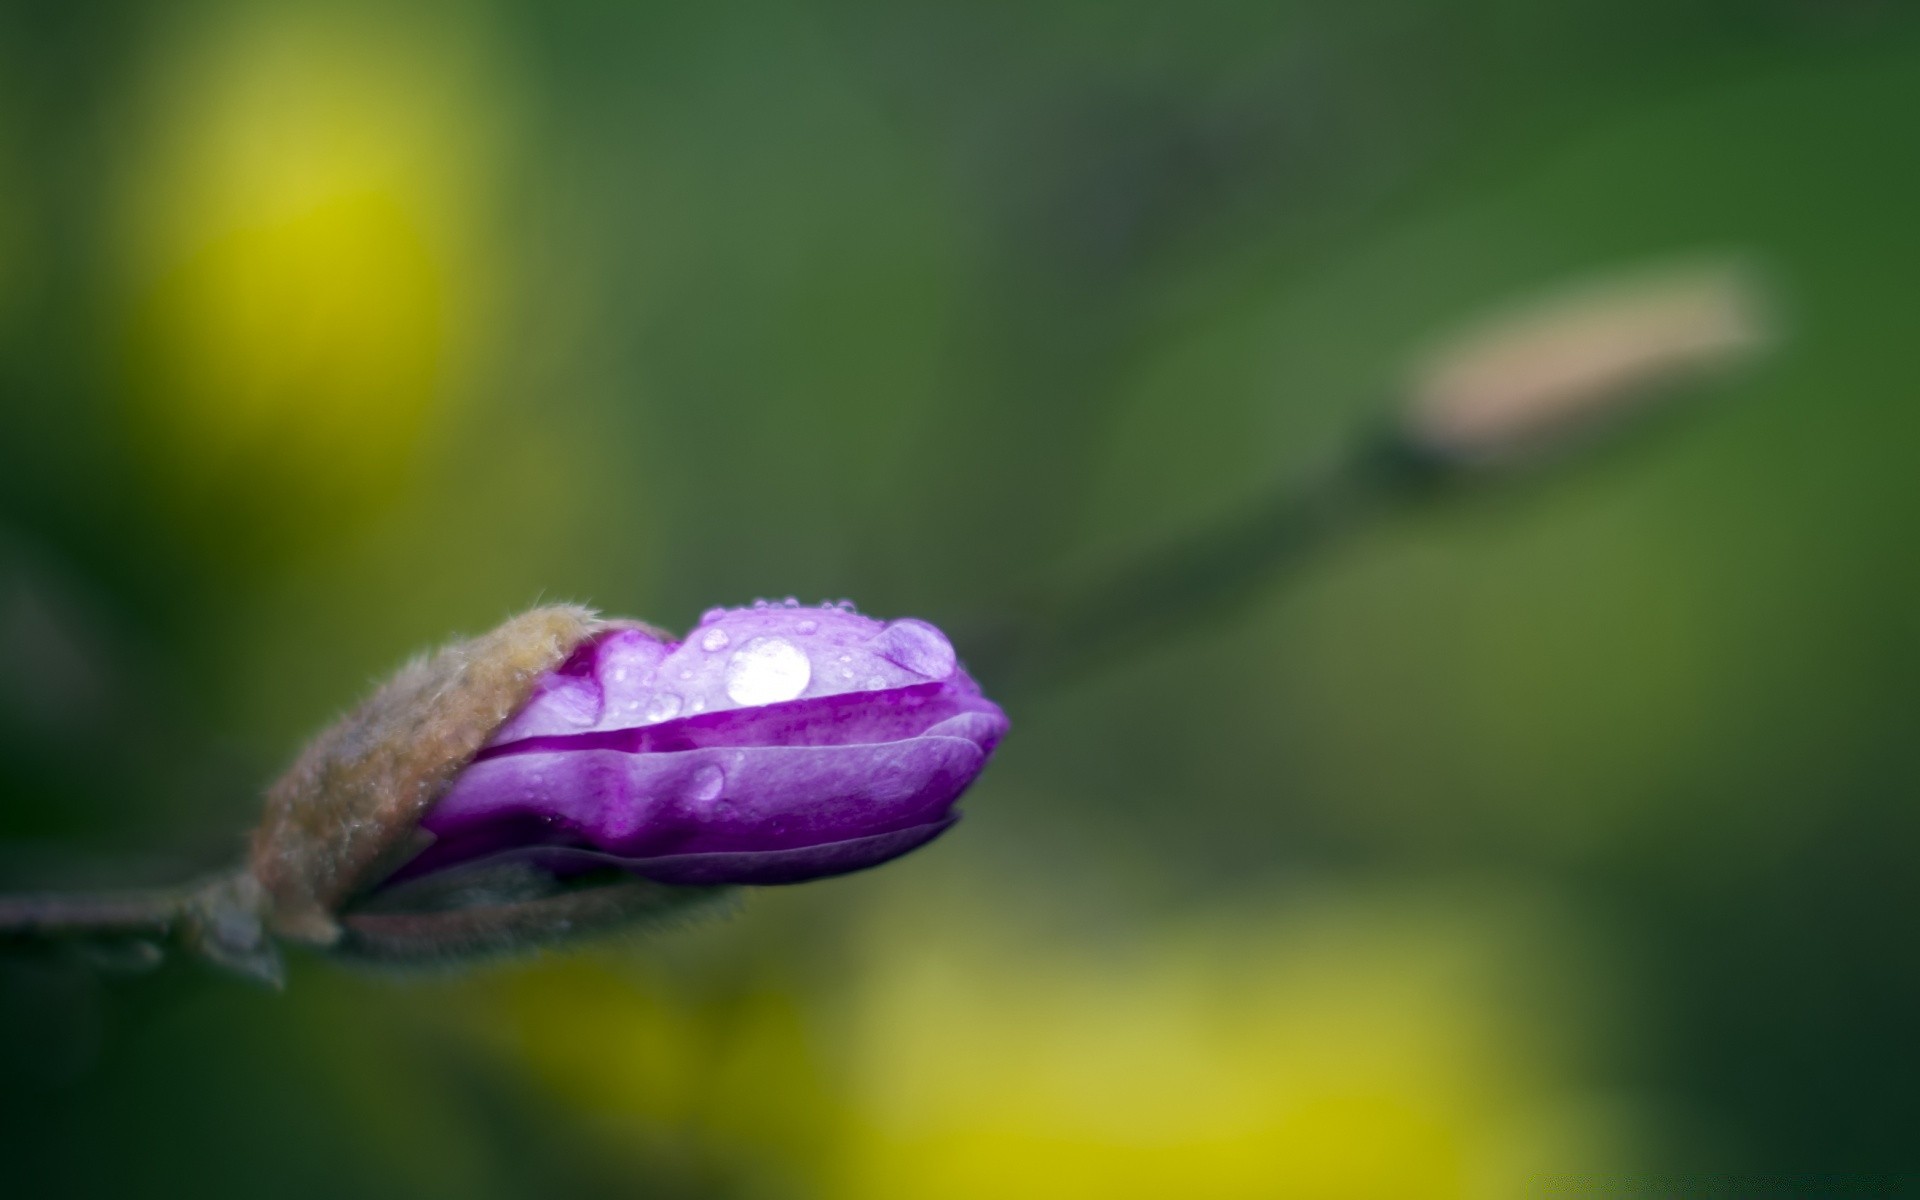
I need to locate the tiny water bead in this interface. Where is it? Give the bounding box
[700,627,731,652]
[687,764,725,803]
[643,693,683,722]
[725,636,813,705]
[699,607,727,625]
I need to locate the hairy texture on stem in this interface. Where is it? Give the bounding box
[250,605,618,944]
[336,876,732,965]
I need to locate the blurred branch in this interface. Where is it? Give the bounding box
[980,257,1771,696]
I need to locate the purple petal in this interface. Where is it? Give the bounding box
[460,818,960,886]
[476,680,1004,760]
[422,730,985,855]
[483,604,974,747]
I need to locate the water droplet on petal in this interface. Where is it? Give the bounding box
[644,692,683,722]
[864,675,887,690]
[781,596,799,607]
[797,619,818,634]
[700,628,731,652]
[688,764,725,803]
[690,699,707,713]
[611,667,628,682]
[699,606,727,625]
[752,598,770,610]
[725,636,812,705]
[870,618,957,679]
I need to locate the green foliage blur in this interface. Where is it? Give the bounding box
[2,1,1916,1196]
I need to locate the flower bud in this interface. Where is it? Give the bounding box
[1403,259,1768,466]
[249,601,1007,962]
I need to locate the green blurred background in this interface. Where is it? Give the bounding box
[1,1,1916,1196]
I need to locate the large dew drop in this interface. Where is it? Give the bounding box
[871,618,957,679]
[725,636,812,705]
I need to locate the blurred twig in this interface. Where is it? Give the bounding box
[978,257,1770,697]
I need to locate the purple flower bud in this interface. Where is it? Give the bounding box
[385,603,1008,890]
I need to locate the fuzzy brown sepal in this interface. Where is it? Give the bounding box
[248,605,613,944]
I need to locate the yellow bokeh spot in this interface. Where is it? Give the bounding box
[466,888,1633,1199]
[132,190,444,493]
[115,9,499,547]
[829,902,1591,1200]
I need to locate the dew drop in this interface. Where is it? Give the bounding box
[725,636,812,705]
[688,764,725,803]
[644,692,683,722]
[797,619,818,634]
[864,675,887,690]
[611,667,628,683]
[781,596,799,608]
[752,598,770,610]
[870,618,957,679]
[699,606,728,625]
[700,628,731,652]
[690,699,707,713]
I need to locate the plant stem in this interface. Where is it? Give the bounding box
[0,869,283,984]
[0,886,187,940]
